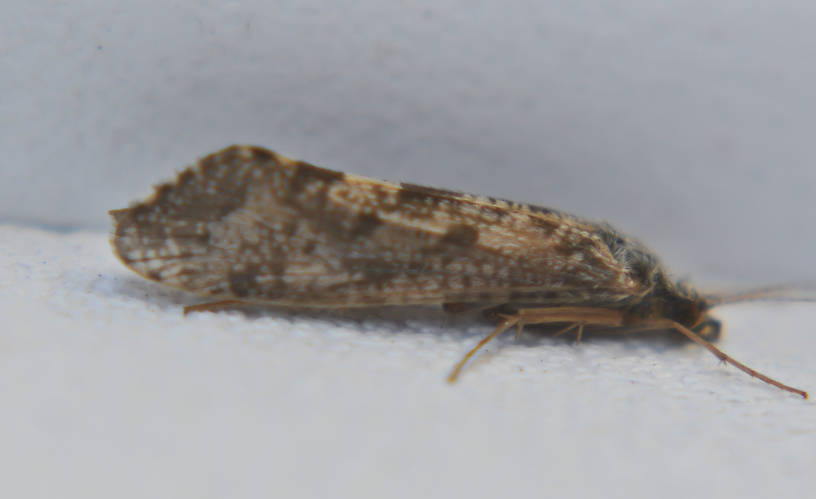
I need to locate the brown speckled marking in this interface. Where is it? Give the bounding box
[282,220,299,237]
[360,262,402,284]
[529,214,561,232]
[439,223,479,248]
[228,267,259,298]
[348,213,383,238]
[263,280,288,300]
[249,146,275,163]
[268,248,287,277]
[399,182,462,198]
[395,183,448,211]
[302,240,317,255]
[290,161,345,194]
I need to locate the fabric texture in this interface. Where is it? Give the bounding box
[1,225,813,498]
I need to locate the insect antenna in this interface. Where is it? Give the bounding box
[705,285,816,307]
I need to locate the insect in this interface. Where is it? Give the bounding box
[110,145,808,398]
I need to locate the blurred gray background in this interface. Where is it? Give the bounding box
[3,0,815,285]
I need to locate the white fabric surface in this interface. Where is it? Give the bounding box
[1,225,814,498]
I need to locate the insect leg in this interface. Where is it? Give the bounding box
[447,315,519,383]
[552,323,585,343]
[575,323,584,343]
[447,307,624,382]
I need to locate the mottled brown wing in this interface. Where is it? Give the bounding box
[111,145,649,307]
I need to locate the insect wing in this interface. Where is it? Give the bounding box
[111,146,644,307]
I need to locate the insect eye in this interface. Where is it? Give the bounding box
[693,317,722,342]
[665,298,699,325]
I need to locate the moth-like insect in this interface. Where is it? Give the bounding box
[111,145,808,398]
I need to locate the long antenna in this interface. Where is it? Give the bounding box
[706,285,816,307]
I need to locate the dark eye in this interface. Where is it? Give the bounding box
[693,317,722,342]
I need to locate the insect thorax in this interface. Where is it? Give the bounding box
[600,229,710,329]
[631,275,711,330]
